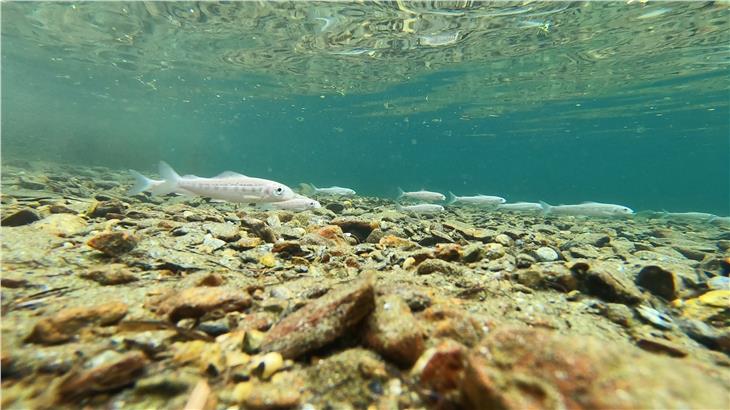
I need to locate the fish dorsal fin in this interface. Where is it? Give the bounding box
[215,171,247,179]
[182,174,204,179]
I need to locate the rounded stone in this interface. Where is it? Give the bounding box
[535,247,559,262]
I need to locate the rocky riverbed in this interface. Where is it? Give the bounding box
[2,160,729,409]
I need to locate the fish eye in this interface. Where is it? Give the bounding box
[275,187,283,195]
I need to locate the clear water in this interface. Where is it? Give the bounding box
[2,1,729,214]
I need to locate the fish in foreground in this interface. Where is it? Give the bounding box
[300,183,356,196]
[396,203,445,214]
[129,161,295,203]
[448,192,506,206]
[257,195,321,211]
[540,201,634,217]
[397,188,445,202]
[498,202,543,212]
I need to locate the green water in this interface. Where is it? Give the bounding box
[2,1,729,214]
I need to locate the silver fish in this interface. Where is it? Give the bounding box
[130,161,295,203]
[258,195,321,211]
[397,203,445,214]
[540,201,634,217]
[300,183,355,196]
[397,188,445,202]
[497,202,543,212]
[448,192,506,206]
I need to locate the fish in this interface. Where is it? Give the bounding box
[662,212,719,223]
[539,201,634,217]
[448,192,506,206]
[397,188,446,202]
[257,195,321,211]
[396,203,445,214]
[497,202,543,212]
[130,161,295,203]
[300,183,356,196]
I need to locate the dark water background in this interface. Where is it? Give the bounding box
[2,2,729,214]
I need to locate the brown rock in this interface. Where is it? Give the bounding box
[241,217,277,243]
[301,225,349,247]
[26,301,128,344]
[56,351,148,402]
[417,306,489,347]
[261,271,376,359]
[80,264,138,285]
[462,327,728,410]
[417,259,465,276]
[434,243,461,261]
[87,231,138,256]
[365,294,425,367]
[272,241,307,257]
[155,287,251,323]
[635,336,688,358]
[411,339,466,399]
[635,265,680,300]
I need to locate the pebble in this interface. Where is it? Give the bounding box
[417,259,464,276]
[571,261,643,305]
[635,305,675,330]
[534,246,559,262]
[87,231,138,256]
[708,276,730,290]
[250,352,284,380]
[411,339,466,396]
[35,214,88,237]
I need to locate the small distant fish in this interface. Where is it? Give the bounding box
[663,212,719,223]
[300,183,356,196]
[497,202,543,212]
[397,188,446,202]
[396,203,445,214]
[448,192,506,206]
[540,201,634,217]
[257,195,321,212]
[129,161,295,203]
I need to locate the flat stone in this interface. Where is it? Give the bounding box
[411,339,466,399]
[35,214,88,237]
[1,208,41,227]
[26,301,128,344]
[462,326,728,410]
[56,351,148,402]
[365,294,425,367]
[205,222,241,242]
[261,271,376,359]
[80,264,138,285]
[154,287,252,323]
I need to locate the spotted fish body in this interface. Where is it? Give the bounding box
[130,161,295,204]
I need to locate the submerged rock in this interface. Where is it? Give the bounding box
[462,327,728,410]
[154,287,252,323]
[1,208,41,227]
[87,231,138,256]
[56,351,148,403]
[261,271,376,358]
[365,294,425,367]
[26,301,128,344]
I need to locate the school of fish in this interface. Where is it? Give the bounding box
[128,161,725,221]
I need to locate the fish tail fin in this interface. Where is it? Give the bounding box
[299,183,316,196]
[128,170,153,196]
[447,191,457,205]
[539,200,553,214]
[156,161,181,195]
[396,187,404,200]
